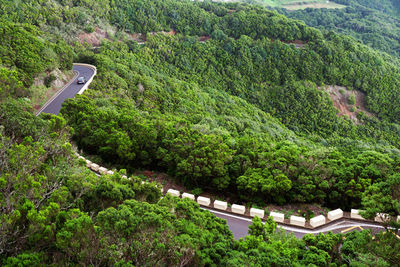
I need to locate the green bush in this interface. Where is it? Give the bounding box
[348,94,356,105]
[84,25,95,33]
[191,188,203,196]
[44,74,56,88]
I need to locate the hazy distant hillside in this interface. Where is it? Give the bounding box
[257,0,346,10]
[226,0,400,57]
[275,0,400,57]
[334,0,400,16]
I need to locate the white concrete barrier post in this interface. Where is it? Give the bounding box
[231,204,246,215]
[90,163,99,172]
[310,215,326,228]
[214,200,228,211]
[98,167,108,174]
[328,209,343,221]
[290,215,306,227]
[107,170,114,175]
[350,209,365,220]
[270,211,285,223]
[197,196,211,206]
[182,193,195,200]
[167,189,180,197]
[85,160,92,168]
[375,213,390,223]
[250,208,265,218]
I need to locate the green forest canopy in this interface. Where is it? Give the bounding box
[1,0,400,265]
[276,0,400,57]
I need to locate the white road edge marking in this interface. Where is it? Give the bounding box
[203,207,385,234]
[36,70,79,115]
[203,208,253,222]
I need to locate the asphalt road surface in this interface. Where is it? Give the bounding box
[38,65,95,115]
[205,208,387,240]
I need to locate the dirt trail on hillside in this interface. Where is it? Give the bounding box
[78,27,108,46]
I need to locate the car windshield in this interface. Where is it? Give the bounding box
[78,77,84,81]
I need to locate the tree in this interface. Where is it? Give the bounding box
[361,173,400,229]
[248,216,277,241]
[56,209,102,266]
[348,93,356,105]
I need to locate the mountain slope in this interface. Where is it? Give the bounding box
[1,0,400,265]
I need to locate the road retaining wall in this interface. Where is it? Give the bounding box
[350,209,364,220]
[290,215,306,227]
[197,196,211,206]
[250,208,264,218]
[167,189,180,197]
[270,211,285,223]
[214,200,228,211]
[310,215,326,228]
[328,209,343,221]
[182,193,195,200]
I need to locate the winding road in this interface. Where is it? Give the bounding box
[204,208,385,239]
[37,64,95,115]
[39,63,389,240]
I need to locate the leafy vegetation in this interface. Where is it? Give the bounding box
[62,17,400,211]
[278,0,400,58]
[1,0,400,265]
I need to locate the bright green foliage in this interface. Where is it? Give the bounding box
[0,115,85,256]
[0,0,110,29]
[348,94,356,105]
[108,0,318,41]
[0,21,47,85]
[302,232,342,260]
[341,230,400,266]
[0,103,164,264]
[248,216,277,241]
[235,234,300,265]
[0,99,47,138]
[62,35,400,209]
[231,216,344,266]
[0,68,25,99]
[4,252,43,267]
[81,172,162,213]
[96,197,234,266]
[55,209,102,266]
[0,0,400,265]
[0,20,73,88]
[157,127,234,190]
[237,168,292,204]
[361,173,400,227]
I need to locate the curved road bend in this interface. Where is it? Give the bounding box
[38,65,95,115]
[205,208,387,239]
[40,64,391,240]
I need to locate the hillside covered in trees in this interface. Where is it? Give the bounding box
[277,0,400,58]
[1,0,400,265]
